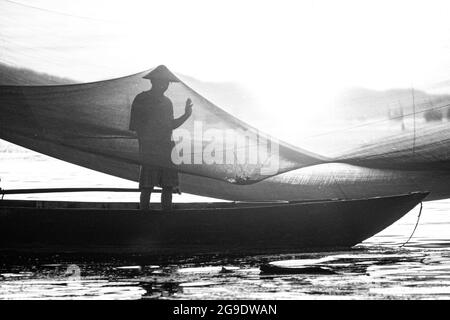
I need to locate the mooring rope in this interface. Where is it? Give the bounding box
[400,201,423,248]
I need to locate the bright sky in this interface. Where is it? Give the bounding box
[2,0,450,139]
[2,0,450,84]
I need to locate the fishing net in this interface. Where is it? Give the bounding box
[2,0,450,201]
[304,88,450,171]
[0,68,325,185]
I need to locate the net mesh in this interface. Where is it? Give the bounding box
[0,69,324,185]
[2,0,450,201]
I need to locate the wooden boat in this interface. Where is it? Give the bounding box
[0,192,428,256]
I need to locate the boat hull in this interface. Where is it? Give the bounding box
[0,192,427,255]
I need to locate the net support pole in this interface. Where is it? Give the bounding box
[0,187,180,195]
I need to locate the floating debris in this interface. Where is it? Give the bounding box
[219,267,235,274]
[260,264,336,275]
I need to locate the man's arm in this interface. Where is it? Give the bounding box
[129,96,139,131]
[173,98,193,129]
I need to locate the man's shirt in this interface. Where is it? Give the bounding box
[129,91,174,145]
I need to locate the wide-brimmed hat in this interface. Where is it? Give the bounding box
[143,65,180,82]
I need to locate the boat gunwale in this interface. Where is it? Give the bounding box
[0,191,429,214]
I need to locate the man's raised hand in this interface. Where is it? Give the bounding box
[185,98,193,116]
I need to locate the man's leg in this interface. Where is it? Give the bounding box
[140,187,153,210]
[161,186,173,211]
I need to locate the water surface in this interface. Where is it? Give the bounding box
[1,153,450,299]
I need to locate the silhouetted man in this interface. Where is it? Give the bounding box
[129,65,192,211]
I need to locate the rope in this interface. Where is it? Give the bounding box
[412,87,416,155]
[400,201,423,248]
[0,0,115,23]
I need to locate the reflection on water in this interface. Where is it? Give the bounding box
[1,155,450,299]
[2,246,450,300]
